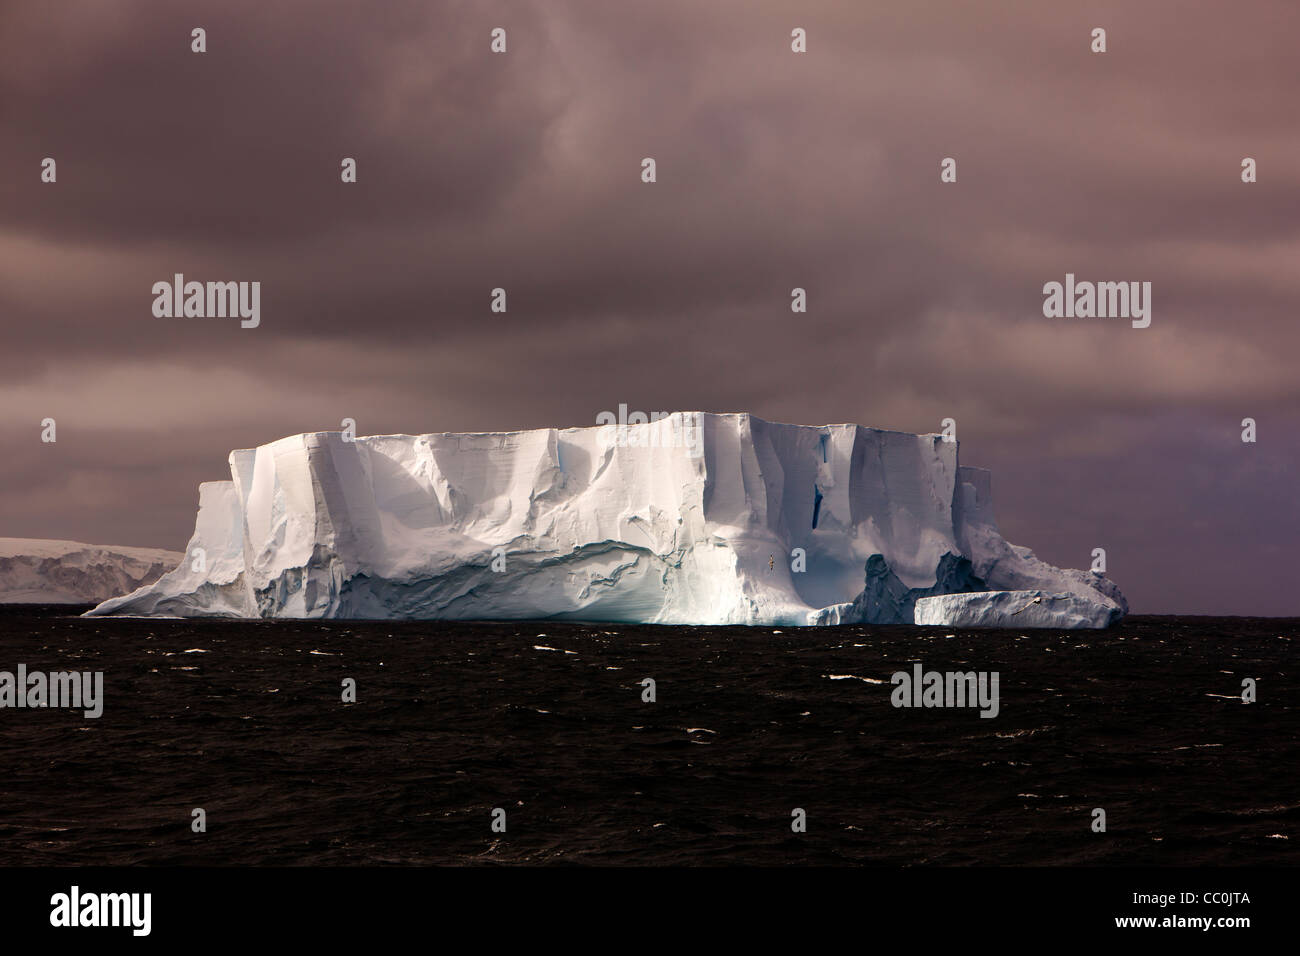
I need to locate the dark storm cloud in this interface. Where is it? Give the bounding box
[2,0,1298,612]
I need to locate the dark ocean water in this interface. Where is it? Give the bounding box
[0,606,1294,866]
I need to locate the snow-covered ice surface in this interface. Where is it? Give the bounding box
[85,413,1127,627]
[913,589,1124,629]
[0,538,183,604]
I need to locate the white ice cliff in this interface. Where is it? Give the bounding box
[85,413,1126,627]
[0,538,183,604]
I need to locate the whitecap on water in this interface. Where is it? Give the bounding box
[825,674,885,684]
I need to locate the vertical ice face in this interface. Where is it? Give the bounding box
[85,413,1125,626]
[88,481,250,617]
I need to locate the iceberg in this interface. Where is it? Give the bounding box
[913,590,1124,629]
[0,538,183,604]
[85,413,1126,627]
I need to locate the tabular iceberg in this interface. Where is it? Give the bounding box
[913,590,1124,629]
[85,413,1126,627]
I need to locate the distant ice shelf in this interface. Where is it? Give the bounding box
[0,538,183,604]
[85,412,1127,628]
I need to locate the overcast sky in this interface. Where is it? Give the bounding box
[3,0,1297,614]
